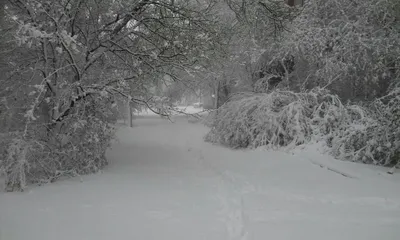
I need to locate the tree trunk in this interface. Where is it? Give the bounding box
[214,80,220,109]
[130,107,133,127]
[127,101,133,127]
[0,0,4,27]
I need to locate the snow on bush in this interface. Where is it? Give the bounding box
[0,97,116,191]
[205,87,400,167]
[330,88,400,166]
[1,136,29,191]
[205,88,343,149]
[207,0,400,167]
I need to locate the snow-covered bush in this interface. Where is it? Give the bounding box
[1,135,29,191]
[1,96,116,191]
[205,88,345,149]
[206,87,400,167]
[330,88,400,166]
[214,0,399,167]
[202,110,217,127]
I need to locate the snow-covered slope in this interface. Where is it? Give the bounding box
[1,116,399,240]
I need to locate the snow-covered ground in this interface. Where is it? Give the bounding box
[1,115,400,240]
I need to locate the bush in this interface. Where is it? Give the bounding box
[205,88,343,148]
[330,88,400,166]
[205,87,400,167]
[1,135,29,191]
[1,98,116,191]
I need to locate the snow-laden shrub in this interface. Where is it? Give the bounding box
[205,88,345,149]
[2,97,116,191]
[206,87,400,167]
[202,110,217,127]
[330,88,400,166]
[1,136,29,191]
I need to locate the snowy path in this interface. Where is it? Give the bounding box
[1,116,400,240]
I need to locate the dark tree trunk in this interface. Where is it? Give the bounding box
[0,0,4,27]
[215,80,220,109]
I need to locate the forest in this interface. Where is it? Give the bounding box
[0,0,399,191]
